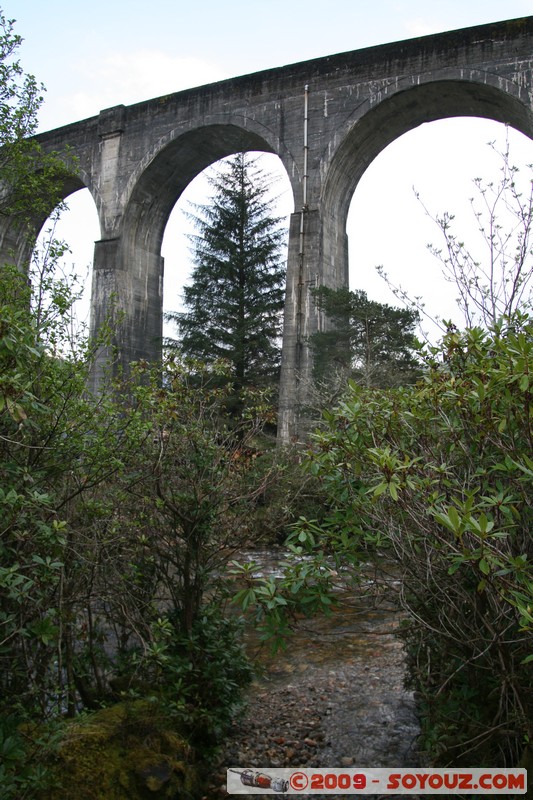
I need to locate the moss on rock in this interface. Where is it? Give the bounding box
[37,700,202,799]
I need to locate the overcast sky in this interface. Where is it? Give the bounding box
[9,0,533,340]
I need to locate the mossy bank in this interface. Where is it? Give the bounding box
[35,701,204,800]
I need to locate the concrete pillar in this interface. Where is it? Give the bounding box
[88,238,121,391]
[278,213,305,444]
[88,236,164,391]
[0,218,36,272]
[277,204,349,444]
[88,103,166,391]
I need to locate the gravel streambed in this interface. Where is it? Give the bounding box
[203,587,422,799]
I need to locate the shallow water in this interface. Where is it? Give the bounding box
[217,550,422,797]
[59,545,421,799]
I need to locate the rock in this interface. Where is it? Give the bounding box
[137,760,173,791]
[36,700,202,800]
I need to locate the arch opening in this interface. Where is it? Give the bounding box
[320,77,533,343]
[346,117,533,342]
[33,187,100,346]
[161,150,294,344]
[123,123,294,263]
[115,125,295,369]
[323,78,533,227]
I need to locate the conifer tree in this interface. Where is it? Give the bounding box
[167,153,287,397]
[310,286,421,389]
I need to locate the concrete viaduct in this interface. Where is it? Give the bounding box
[2,16,533,442]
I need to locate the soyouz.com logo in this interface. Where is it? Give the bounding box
[226,767,527,794]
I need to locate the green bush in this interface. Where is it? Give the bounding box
[133,605,253,748]
[0,714,61,799]
[295,316,532,766]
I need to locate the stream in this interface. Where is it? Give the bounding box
[204,550,422,798]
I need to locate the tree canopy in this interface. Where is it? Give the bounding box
[0,11,69,223]
[310,285,421,389]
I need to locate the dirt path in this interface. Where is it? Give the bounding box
[203,596,422,798]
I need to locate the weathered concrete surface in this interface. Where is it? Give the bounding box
[2,17,533,440]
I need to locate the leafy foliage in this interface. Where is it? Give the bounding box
[1,248,125,716]
[0,14,97,794]
[296,317,532,766]
[1,250,281,786]
[137,606,253,747]
[108,355,281,640]
[229,538,340,653]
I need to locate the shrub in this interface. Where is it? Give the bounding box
[295,316,532,766]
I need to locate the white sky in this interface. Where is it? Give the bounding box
[9,0,533,341]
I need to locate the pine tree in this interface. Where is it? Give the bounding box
[167,153,287,398]
[310,286,421,389]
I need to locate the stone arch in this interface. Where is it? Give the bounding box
[90,123,295,384]
[0,172,96,270]
[121,122,293,261]
[276,72,533,441]
[319,73,533,288]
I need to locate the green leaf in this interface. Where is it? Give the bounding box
[479,558,490,575]
[448,506,460,530]
[497,417,507,433]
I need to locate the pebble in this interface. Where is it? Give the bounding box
[203,645,421,798]
[202,588,423,799]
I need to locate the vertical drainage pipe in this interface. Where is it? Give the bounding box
[296,85,309,365]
